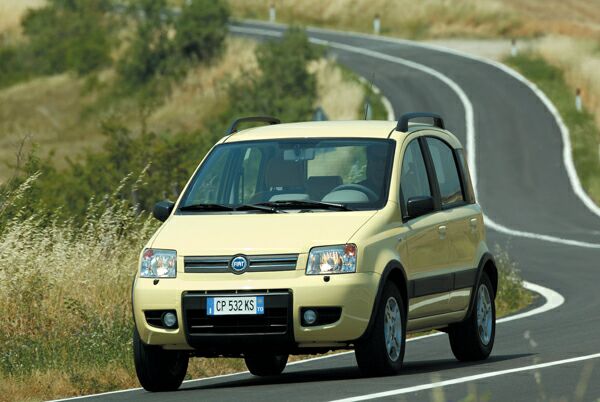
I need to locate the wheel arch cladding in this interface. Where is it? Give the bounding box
[357,260,408,341]
[464,252,498,320]
[483,257,498,297]
[385,264,409,312]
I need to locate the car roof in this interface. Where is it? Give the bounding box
[222,120,462,149]
[224,120,397,142]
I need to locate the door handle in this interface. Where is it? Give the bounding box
[438,225,447,239]
[470,218,478,232]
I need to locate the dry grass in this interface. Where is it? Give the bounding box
[148,39,258,134]
[309,58,364,120]
[0,0,44,44]
[229,0,520,39]
[531,36,600,131]
[228,0,600,39]
[501,0,600,38]
[0,177,532,401]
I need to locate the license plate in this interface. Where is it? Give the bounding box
[206,296,264,316]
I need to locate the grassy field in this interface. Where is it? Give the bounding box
[505,53,600,205]
[227,0,600,39]
[0,177,532,401]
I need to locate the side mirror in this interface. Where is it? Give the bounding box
[153,200,175,222]
[406,196,434,220]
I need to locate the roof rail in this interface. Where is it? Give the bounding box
[227,116,280,134]
[396,112,445,132]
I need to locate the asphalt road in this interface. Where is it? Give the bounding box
[66,21,600,402]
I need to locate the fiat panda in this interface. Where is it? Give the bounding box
[132,113,497,391]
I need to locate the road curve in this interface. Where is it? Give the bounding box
[61,21,600,402]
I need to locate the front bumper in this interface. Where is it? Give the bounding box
[132,269,380,352]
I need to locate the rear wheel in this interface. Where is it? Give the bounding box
[448,272,496,361]
[133,327,189,392]
[244,353,288,376]
[355,283,406,376]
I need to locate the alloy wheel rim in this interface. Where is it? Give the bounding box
[476,284,493,345]
[383,297,403,361]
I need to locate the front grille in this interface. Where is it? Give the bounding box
[182,290,291,335]
[184,254,298,273]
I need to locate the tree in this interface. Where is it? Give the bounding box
[175,0,229,63]
[21,0,114,75]
[116,0,230,116]
[229,28,320,122]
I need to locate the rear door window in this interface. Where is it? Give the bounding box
[426,137,464,207]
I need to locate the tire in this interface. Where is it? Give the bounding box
[244,353,288,376]
[133,327,189,392]
[355,282,406,376]
[448,272,496,361]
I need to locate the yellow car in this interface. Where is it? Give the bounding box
[132,113,497,391]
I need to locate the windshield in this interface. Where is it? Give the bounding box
[178,138,395,212]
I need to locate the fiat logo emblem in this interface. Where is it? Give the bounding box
[230,255,248,273]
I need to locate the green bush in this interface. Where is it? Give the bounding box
[117,0,230,110]
[21,0,114,75]
[228,27,321,122]
[175,0,230,63]
[0,46,35,88]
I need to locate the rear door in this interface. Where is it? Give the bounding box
[423,137,481,313]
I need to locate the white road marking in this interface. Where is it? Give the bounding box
[329,352,600,402]
[356,76,396,121]
[50,25,576,402]
[243,20,600,220]
[47,281,562,401]
[231,25,600,249]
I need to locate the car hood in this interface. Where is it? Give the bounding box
[150,211,377,256]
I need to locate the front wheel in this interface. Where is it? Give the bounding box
[355,283,406,376]
[448,272,496,361]
[244,353,288,376]
[133,327,189,392]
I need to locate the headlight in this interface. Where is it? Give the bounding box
[306,244,357,275]
[141,249,177,278]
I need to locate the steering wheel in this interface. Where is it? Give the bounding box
[328,184,378,201]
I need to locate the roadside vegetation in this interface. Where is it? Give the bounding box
[505,53,600,204]
[227,0,600,39]
[0,1,392,400]
[0,1,533,400]
[0,175,532,401]
[227,0,600,207]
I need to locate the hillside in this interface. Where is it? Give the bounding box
[0,37,366,183]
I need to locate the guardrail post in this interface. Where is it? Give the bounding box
[373,14,381,35]
[269,4,276,23]
[511,39,518,57]
[575,88,582,112]
[313,106,328,121]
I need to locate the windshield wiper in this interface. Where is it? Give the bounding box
[256,200,353,211]
[178,203,235,212]
[236,204,286,213]
[179,203,285,213]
